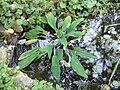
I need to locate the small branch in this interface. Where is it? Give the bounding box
[106,23,120,27]
[104,23,120,33]
[63,46,71,64]
[108,58,120,85]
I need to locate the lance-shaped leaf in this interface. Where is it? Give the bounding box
[18,51,46,69]
[71,53,88,78]
[18,47,43,69]
[26,26,44,39]
[18,47,40,60]
[74,47,95,59]
[56,49,63,60]
[67,30,86,38]
[18,52,39,69]
[46,12,57,31]
[41,45,53,59]
[51,55,60,81]
[62,16,71,31]
[59,37,67,47]
[69,18,84,32]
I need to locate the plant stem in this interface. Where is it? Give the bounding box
[104,23,120,33]
[108,58,120,85]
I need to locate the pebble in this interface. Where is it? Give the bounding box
[103,35,111,39]
[17,39,26,45]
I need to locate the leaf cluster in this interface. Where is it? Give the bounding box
[18,13,95,81]
[0,64,21,90]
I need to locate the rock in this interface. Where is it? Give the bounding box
[0,46,8,64]
[4,29,18,45]
[103,35,111,39]
[101,84,110,90]
[13,71,34,90]
[17,39,26,45]
[0,45,15,65]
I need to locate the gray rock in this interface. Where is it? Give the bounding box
[0,46,8,64]
[13,71,34,90]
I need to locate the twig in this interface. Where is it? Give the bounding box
[104,23,120,33]
[108,58,120,85]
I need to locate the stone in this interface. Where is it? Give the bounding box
[0,45,15,65]
[0,46,8,64]
[13,71,34,90]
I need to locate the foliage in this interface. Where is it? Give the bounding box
[0,64,64,90]
[0,64,22,90]
[18,47,45,69]
[18,13,95,81]
[32,79,64,90]
[0,0,115,29]
[0,0,120,88]
[25,26,45,39]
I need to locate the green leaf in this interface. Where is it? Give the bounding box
[60,2,66,8]
[38,80,45,89]
[18,51,46,69]
[51,55,60,81]
[56,49,63,60]
[38,16,47,23]
[16,19,23,25]
[32,80,39,90]
[18,47,42,69]
[18,51,39,69]
[74,47,95,59]
[71,53,88,78]
[69,18,84,32]
[56,84,64,90]
[60,37,67,47]
[84,0,97,8]
[57,30,65,38]
[112,80,120,88]
[67,30,85,38]
[62,16,71,31]
[41,45,53,59]
[46,12,57,31]
[25,26,44,39]
[18,47,40,60]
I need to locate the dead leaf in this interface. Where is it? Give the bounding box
[25,39,38,45]
[4,29,17,45]
[5,28,14,34]
[21,0,26,4]
[101,84,110,90]
[62,60,71,67]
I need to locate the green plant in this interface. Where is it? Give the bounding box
[0,64,22,90]
[25,26,45,39]
[1,0,120,89]
[18,13,95,81]
[0,0,114,30]
[0,0,52,33]
[32,79,64,90]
